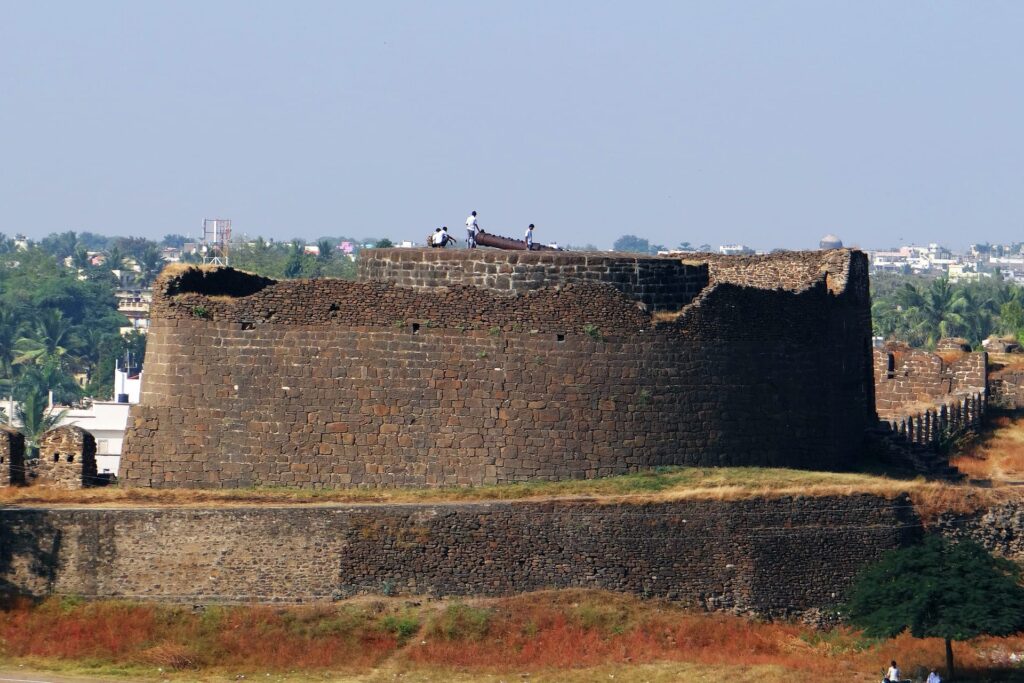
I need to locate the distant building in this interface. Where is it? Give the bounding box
[116,288,152,335]
[819,234,843,250]
[57,366,142,475]
[718,244,754,256]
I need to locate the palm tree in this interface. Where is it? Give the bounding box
[14,309,78,367]
[317,239,334,262]
[16,389,67,459]
[283,240,305,279]
[137,245,165,286]
[16,362,81,407]
[71,246,92,271]
[105,245,124,272]
[895,278,969,347]
[0,305,20,383]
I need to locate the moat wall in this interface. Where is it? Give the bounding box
[120,249,874,489]
[0,495,918,617]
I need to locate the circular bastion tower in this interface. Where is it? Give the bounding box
[120,248,874,489]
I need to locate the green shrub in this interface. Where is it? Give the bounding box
[382,614,420,644]
[428,602,493,641]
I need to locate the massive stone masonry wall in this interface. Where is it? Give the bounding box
[120,249,874,489]
[0,495,918,618]
[358,249,710,312]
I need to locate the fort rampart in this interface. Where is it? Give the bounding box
[0,494,918,618]
[873,343,987,449]
[120,249,874,489]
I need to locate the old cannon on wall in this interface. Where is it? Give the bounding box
[474,230,559,251]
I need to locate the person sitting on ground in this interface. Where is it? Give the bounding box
[884,660,901,683]
[926,669,941,683]
[439,226,455,246]
[430,227,445,247]
[524,223,535,250]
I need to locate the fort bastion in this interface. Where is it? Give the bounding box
[119,248,874,489]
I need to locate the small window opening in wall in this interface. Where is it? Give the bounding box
[412,323,421,334]
[53,453,60,462]
[556,334,565,342]
[67,453,75,463]
[886,353,895,378]
[0,456,4,464]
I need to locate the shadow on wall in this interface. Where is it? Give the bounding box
[0,511,62,604]
[164,267,275,298]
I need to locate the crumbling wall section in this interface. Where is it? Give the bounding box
[873,344,986,419]
[34,426,97,489]
[0,425,25,486]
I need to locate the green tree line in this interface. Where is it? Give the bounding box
[871,272,1024,349]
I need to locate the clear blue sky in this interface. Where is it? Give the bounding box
[2,1,1022,251]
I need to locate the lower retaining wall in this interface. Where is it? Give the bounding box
[0,495,919,618]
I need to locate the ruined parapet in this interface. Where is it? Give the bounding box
[357,248,710,313]
[937,337,972,353]
[873,342,987,419]
[35,426,97,489]
[0,425,26,486]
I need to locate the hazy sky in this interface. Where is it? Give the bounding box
[2,2,1022,251]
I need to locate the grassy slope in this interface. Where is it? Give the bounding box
[2,591,1023,682]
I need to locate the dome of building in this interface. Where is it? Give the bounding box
[819,234,843,250]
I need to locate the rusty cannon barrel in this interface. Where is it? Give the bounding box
[475,230,559,251]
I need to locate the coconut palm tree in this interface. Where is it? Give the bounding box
[316,239,334,262]
[16,389,67,459]
[895,278,969,348]
[105,245,124,272]
[14,309,78,367]
[137,245,165,286]
[71,245,92,271]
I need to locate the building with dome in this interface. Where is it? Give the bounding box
[819,234,843,250]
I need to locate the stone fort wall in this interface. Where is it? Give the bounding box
[0,494,918,618]
[119,249,874,489]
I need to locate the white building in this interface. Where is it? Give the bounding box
[57,368,141,475]
[718,244,754,256]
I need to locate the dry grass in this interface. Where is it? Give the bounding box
[3,591,1024,682]
[0,466,964,507]
[952,413,1024,483]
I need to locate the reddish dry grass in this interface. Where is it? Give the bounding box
[2,592,1023,679]
[0,597,396,671]
[952,413,1024,482]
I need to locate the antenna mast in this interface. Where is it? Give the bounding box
[202,218,232,266]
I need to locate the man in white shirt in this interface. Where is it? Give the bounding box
[430,228,444,247]
[926,670,941,683]
[466,211,479,248]
[524,223,534,250]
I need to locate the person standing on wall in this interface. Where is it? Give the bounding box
[466,210,479,248]
[524,223,535,250]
